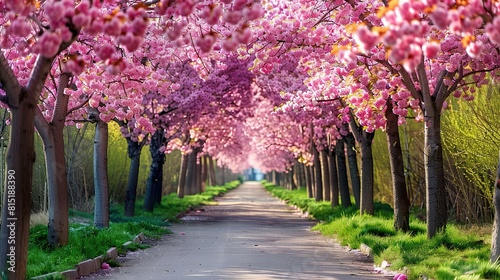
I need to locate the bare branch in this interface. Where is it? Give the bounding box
[66,94,92,117]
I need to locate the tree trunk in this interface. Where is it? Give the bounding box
[346,111,375,215]
[320,149,331,201]
[490,152,500,263]
[345,132,361,206]
[386,99,410,231]
[313,145,323,201]
[304,164,313,198]
[195,156,202,193]
[336,138,351,207]
[220,165,226,185]
[425,113,447,237]
[93,120,109,228]
[328,149,340,207]
[124,138,143,217]
[0,101,37,279]
[201,156,208,192]
[290,167,297,190]
[144,129,165,212]
[208,156,217,186]
[295,162,304,188]
[310,165,316,198]
[359,131,375,215]
[410,66,449,238]
[34,73,71,248]
[0,38,77,279]
[283,172,288,189]
[154,158,164,206]
[177,153,189,198]
[185,151,198,195]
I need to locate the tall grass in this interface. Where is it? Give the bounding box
[30,212,49,227]
[264,182,496,280]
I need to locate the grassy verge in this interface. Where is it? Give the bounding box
[27,180,241,278]
[263,181,496,280]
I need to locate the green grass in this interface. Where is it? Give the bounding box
[263,181,495,280]
[27,180,241,278]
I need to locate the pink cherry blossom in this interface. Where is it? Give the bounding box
[33,32,62,58]
[466,41,483,58]
[422,42,441,59]
[101,262,110,270]
[354,25,379,53]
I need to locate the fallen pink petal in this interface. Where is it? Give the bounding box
[101,262,110,270]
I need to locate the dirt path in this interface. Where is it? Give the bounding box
[89,182,390,280]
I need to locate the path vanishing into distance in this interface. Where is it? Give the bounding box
[89,182,390,280]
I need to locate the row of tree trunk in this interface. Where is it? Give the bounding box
[267,107,412,232]
[265,134,358,210]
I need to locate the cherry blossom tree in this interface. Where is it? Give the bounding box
[248,0,499,236]
[0,0,264,277]
[350,0,500,237]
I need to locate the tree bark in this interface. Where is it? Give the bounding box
[195,155,202,193]
[336,138,352,207]
[34,73,71,248]
[404,65,450,238]
[304,164,313,198]
[490,152,500,263]
[359,132,375,215]
[177,153,189,198]
[320,149,331,201]
[345,131,361,206]
[185,150,198,195]
[144,129,166,212]
[347,110,375,215]
[424,113,447,237]
[0,102,36,280]
[220,165,226,185]
[295,163,304,188]
[386,99,410,232]
[0,27,79,278]
[93,119,109,228]
[313,144,323,201]
[201,156,208,192]
[0,55,55,279]
[328,148,340,207]
[290,167,297,190]
[123,138,143,217]
[154,159,164,206]
[208,156,217,186]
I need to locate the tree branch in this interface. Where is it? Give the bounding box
[416,60,433,114]
[66,95,92,117]
[0,51,21,108]
[26,24,81,105]
[51,72,72,124]
[434,69,451,109]
[397,66,422,101]
[34,106,51,144]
